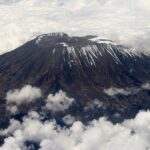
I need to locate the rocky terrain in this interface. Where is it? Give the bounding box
[0,32,150,127]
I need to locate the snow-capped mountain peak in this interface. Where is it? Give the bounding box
[1,33,150,125]
[89,36,119,46]
[34,33,146,67]
[35,32,68,44]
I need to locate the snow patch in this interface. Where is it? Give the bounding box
[60,42,69,48]
[90,37,143,59]
[90,37,119,46]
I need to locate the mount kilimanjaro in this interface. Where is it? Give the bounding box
[0,32,150,127]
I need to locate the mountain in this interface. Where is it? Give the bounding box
[0,32,150,126]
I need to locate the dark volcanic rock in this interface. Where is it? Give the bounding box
[0,32,150,124]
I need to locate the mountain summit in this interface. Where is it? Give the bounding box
[0,33,150,124]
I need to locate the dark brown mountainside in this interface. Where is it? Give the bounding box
[0,32,150,125]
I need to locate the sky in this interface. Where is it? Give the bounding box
[0,0,150,54]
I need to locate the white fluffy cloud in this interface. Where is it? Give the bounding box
[6,85,42,105]
[5,85,42,114]
[1,110,150,150]
[0,0,150,54]
[45,90,74,112]
[5,86,75,114]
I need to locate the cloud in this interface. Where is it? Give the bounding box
[6,85,42,105]
[5,85,42,114]
[104,83,150,96]
[0,0,150,54]
[0,0,21,4]
[84,99,104,111]
[45,90,74,112]
[103,87,132,96]
[6,105,18,114]
[141,83,150,90]
[5,86,75,114]
[62,115,75,125]
[1,110,150,150]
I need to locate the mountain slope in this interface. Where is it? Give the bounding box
[0,32,150,124]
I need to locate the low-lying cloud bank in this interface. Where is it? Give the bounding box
[1,110,150,150]
[3,84,150,150]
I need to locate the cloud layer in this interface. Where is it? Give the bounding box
[1,110,150,150]
[0,0,150,54]
[3,84,150,149]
